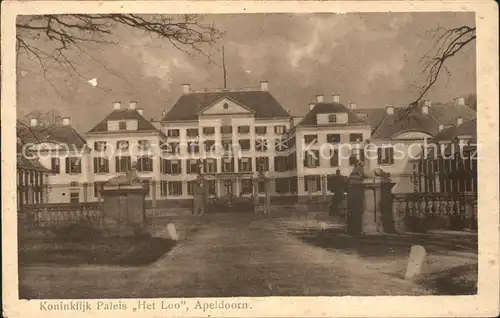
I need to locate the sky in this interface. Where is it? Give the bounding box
[16,12,476,133]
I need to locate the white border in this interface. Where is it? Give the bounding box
[2,1,499,317]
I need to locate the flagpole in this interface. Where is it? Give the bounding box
[222,46,227,88]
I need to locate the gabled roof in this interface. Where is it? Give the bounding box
[162,90,290,122]
[357,103,476,140]
[196,96,257,115]
[434,119,477,142]
[17,124,87,149]
[296,102,368,127]
[87,109,163,135]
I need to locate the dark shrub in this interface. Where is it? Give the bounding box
[51,222,103,242]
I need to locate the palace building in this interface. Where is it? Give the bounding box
[16,80,476,207]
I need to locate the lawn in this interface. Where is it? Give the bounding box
[18,223,177,266]
[289,221,478,295]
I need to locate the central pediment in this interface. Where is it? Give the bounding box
[197,97,255,116]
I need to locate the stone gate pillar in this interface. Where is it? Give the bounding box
[101,166,148,237]
[346,166,396,235]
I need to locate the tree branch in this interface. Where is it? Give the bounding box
[398,25,476,120]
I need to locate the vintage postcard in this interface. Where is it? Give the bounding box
[2,0,499,317]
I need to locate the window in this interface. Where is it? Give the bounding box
[188,141,200,154]
[330,149,339,167]
[304,150,320,168]
[377,147,395,165]
[222,140,232,151]
[187,180,198,196]
[203,127,215,136]
[274,156,288,172]
[204,140,215,152]
[238,126,250,134]
[328,114,337,123]
[274,137,288,151]
[304,176,321,192]
[239,139,251,151]
[138,139,151,150]
[167,129,180,138]
[349,133,363,143]
[304,134,318,145]
[164,159,181,175]
[142,180,150,196]
[70,191,79,204]
[94,141,107,151]
[256,157,269,171]
[93,157,110,173]
[168,181,183,196]
[220,126,232,134]
[327,134,341,144]
[116,156,131,173]
[137,156,153,172]
[167,142,180,154]
[255,126,267,135]
[255,138,268,152]
[257,181,266,193]
[208,180,216,195]
[118,121,127,130]
[187,159,200,174]
[204,159,217,173]
[238,158,252,172]
[241,179,253,194]
[186,128,199,137]
[65,157,82,174]
[287,153,296,171]
[275,178,290,194]
[50,157,60,174]
[160,181,168,196]
[275,125,287,135]
[94,182,105,198]
[117,140,129,150]
[221,158,234,173]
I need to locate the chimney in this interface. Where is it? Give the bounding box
[29,118,37,127]
[332,94,340,103]
[349,102,356,110]
[113,101,121,110]
[129,101,137,110]
[456,97,465,106]
[137,108,144,116]
[161,111,166,118]
[316,95,324,103]
[260,81,269,91]
[386,105,394,115]
[309,103,316,110]
[182,84,191,94]
[457,116,463,126]
[438,124,444,132]
[62,117,70,126]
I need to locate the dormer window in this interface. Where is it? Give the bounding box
[118,121,127,130]
[328,114,337,123]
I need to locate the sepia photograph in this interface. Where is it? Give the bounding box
[2,1,499,317]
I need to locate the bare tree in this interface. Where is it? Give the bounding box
[399,25,476,119]
[16,14,223,74]
[16,14,224,139]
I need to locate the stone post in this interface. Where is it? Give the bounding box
[151,180,157,208]
[346,166,396,235]
[264,177,271,214]
[321,175,328,210]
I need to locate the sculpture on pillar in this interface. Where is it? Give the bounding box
[345,139,395,235]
